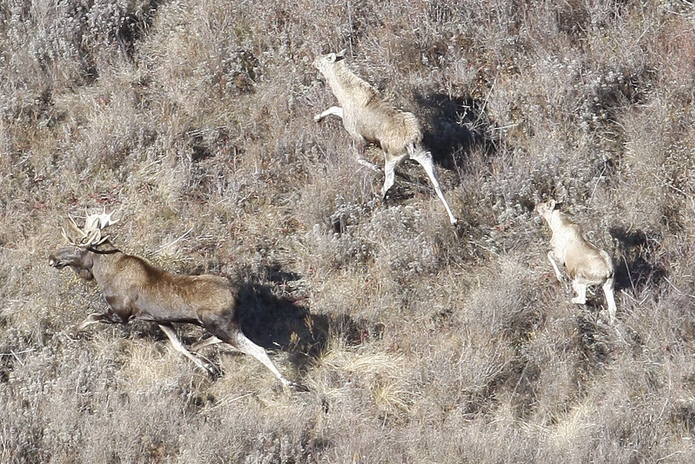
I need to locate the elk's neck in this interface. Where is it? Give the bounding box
[546,212,582,242]
[89,248,125,282]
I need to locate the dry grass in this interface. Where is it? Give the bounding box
[2,0,695,462]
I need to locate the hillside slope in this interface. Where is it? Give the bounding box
[1,1,695,462]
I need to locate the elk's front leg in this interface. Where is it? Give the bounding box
[355,140,381,172]
[76,296,128,331]
[77,312,115,331]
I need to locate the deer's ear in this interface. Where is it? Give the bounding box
[336,49,346,60]
[547,199,556,210]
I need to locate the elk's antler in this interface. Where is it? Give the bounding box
[62,210,118,248]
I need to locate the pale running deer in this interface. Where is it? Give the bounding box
[537,200,617,321]
[314,50,458,225]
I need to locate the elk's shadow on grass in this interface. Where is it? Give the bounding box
[609,227,667,292]
[124,262,378,375]
[234,263,380,373]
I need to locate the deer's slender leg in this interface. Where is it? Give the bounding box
[201,311,307,391]
[547,252,564,282]
[357,158,381,172]
[603,278,617,322]
[571,281,588,305]
[381,153,407,198]
[410,149,458,225]
[191,335,223,352]
[353,138,380,172]
[77,313,111,331]
[226,329,308,391]
[314,106,343,122]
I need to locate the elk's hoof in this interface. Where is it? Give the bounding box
[599,310,616,325]
[203,363,222,378]
[287,380,309,392]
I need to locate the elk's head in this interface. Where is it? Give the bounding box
[49,212,118,279]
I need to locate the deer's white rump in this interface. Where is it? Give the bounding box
[537,199,617,321]
[313,50,458,225]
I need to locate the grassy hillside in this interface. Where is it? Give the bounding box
[2,0,695,462]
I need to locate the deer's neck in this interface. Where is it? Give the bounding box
[324,63,377,107]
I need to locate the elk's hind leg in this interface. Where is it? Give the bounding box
[602,278,617,322]
[227,329,308,391]
[158,323,216,375]
[191,335,223,351]
[203,313,308,391]
[381,152,408,199]
[410,149,458,225]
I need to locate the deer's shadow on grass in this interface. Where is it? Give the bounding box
[127,262,379,376]
[609,227,667,293]
[236,280,326,372]
[382,92,496,204]
[416,92,497,171]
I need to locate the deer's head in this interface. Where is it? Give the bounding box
[312,49,346,74]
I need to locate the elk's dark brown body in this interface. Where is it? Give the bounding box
[49,242,306,390]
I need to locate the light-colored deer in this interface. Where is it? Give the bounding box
[49,212,307,391]
[313,50,458,225]
[537,200,617,321]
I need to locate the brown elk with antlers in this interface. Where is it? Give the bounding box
[48,212,307,391]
